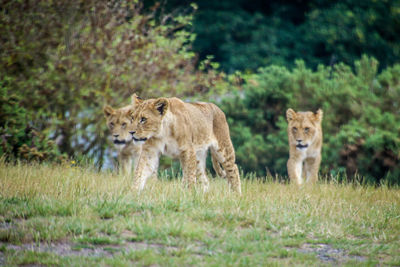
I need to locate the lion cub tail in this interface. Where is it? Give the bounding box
[210,103,242,194]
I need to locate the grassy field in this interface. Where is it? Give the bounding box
[0,161,399,266]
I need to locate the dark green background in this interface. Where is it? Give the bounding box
[147,0,400,72]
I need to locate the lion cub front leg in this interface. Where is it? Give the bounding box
[180,149,197,188]
[118,154,133,176]
[304,156,321,183]
[287,158,304,185]
[133,151,159,192]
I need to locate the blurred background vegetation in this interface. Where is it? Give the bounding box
[1,0,399,185]
[148,0,400,72]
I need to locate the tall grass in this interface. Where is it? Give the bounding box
[0,160,399,266]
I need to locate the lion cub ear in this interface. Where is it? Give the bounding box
[131,93,143,108]
[103,105,115,118]
[125,107,135,121]
[314,109,323,122]
[154,98,169,116]
[286,108,296,122]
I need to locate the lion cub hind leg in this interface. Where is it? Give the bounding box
[211,151,226,178]
[304,156,321,183]
[218,148,241,195]
[195,149,210,192]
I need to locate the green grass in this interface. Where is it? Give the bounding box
[0,161,399,266]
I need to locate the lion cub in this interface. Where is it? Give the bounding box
[103,94,143,176]
[286,108,323,185]
[127,97,241,194]
[104,95,226,180]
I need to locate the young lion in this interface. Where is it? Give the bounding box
[103,94,144,176]
[286,108,323,185]
[104,95,225,179]
[127,97,241,194]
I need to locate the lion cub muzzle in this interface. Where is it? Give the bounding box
[113,139,127,145]
[295,140,308,150]
[111,134,127,145]
[129,131,147,142]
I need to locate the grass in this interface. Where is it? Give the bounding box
[0,161,399,266]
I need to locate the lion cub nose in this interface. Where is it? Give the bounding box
[296,139,302,143]
[129,131,136,135]
[113,134,119,138]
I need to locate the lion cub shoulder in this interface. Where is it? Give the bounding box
[286,108,323,185]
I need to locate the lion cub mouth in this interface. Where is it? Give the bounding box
[132,136,148,142]
[113,140,126,145]
[296,144,308,149]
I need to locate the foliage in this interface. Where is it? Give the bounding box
[221,56,400,184]
[1,0,399,184]
[0,78,64,162]
[155,0,400,72]
[303,0,400,69]
[0,0,225,165]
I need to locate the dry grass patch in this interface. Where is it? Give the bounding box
[0,161,399,266]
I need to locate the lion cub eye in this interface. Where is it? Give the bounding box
[122,122,127,128]
[304,127,310,133]
[140,117,147,124]
[292,127,297,133]
[110,122,114,129]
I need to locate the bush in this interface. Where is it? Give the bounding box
[221,56,400,185]
[0,0,226,165]
[0,78,64,162]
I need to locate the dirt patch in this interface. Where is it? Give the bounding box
[0,226,209,260]
[2,242,114,257]
[0,222,14,231]
[296,243,366,264]
[0,241,173,257]
[0,240,207,259]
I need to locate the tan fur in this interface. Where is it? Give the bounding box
[127,97,241,194]
[103,94,144,176]
[104,95,225,179]
[286,108,323,185]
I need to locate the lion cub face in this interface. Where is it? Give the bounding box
[286,109,323,151]
[104,94,143,146]
[104,106,135,146]
[128,98,169,142]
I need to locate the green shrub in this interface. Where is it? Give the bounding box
[0,78,64,162]
[221,56,400,184]
[0,1,225,165]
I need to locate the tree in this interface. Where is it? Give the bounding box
[151,0,400,72]
[0,0,225,165]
